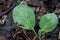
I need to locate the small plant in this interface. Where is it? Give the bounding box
[13,3,58,40]
[13,4,36,34]
[38,13,58,39]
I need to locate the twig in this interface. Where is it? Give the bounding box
[22,30,31,40]
[40,1,48,14]
[32,36,37,40]
[54,9,60,13]
[0,2,16,17]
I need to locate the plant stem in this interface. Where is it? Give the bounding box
[38,29,42,40]
[33,29,37,36]
[33,30,41,40]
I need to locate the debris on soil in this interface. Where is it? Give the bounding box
[0,0,60,40]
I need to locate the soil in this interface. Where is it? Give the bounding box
[0,0,60,40]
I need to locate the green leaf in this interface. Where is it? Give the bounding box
[13,4,35,30]
[39,13,58,32]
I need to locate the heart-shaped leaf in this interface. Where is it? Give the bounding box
[13,4,35,30]
[39,13,58,32]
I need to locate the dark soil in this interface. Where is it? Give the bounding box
[0,0,60,40]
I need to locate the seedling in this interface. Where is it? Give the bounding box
[38,13,58,40]
[13,4,37,35]
[13,3,58,40]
